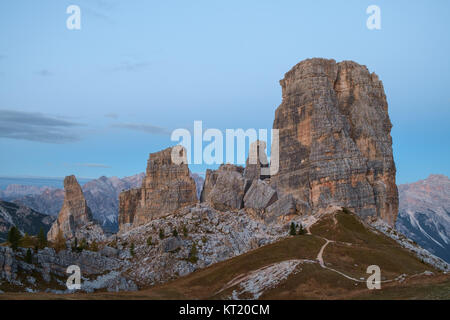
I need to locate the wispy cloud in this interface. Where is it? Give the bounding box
[105,113,119,119]
[107,61,149,72]
[74,163,111,168]
[35,69,53,77]
[0,109,82,144]
[112,123,170,135]
[78,0,118,24]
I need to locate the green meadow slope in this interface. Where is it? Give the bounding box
[2,210,449,300]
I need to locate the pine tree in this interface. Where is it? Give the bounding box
[7,226,22,251]
[130,242,135,257]
[71,237,78,252]
[172,228,178,237]
[182,226,188,237]
[146,236,152,246]
[37,227,48,249]
[159,228,165,240]
[25,248,33,264]
[79,238,88,252]
[297,223,305,235]
[54,229,66,252]
[289,222,297,236]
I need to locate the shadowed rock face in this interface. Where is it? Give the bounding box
[200,164,247,211]
[271,58,398,226]
[48,175,103,242]
[119,147,198,231]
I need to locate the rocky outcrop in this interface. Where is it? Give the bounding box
[243,180,277,210]
[200,164,247,211]
[47,175,104,242]
[117,203,288,286]
[118,147,198,231]
[270,58,398,226]
[0,245,137,293]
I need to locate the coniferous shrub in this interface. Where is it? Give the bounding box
[159,228,165,240]
[297,223,306,235]
[54,230,67,252]
[289,222,297,236]
[37,227,48,249]
[147,236,153,246]
[25,248,33,264]
[172,228,178,237]
[130,242,135,257]
[7,226,22,251]
[188,243,198,263]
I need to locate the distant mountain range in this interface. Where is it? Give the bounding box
[396,174,450,263]
[0,173,205,234]
[0,174,145,233]
[0,200,55,242]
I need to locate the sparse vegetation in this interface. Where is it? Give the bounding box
[71,237,78,252]
[147,236,153,246]
[297,223,306,235]
[90,240,99,252]
[188,243,198,263]
[130,242,135,257]
[37,227,48,249]
[25,248,32,264]
[53,230,66,252]
[20,233,35,248]
[202,236,207,244]
[183,225,188,237]
[159,228,165,240]
[78,238,88,252]
[172,228,178,237]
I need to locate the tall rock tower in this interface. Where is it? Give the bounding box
[119,146,198,231]
[48,175,104,242]
[271,58,398,226]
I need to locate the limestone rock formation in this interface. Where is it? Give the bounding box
[47,175,104,242]
[243,140,270,181]
[270,58,398,226]
[200,164,247,211]
[119,147,198,231]
[243,179,277,210]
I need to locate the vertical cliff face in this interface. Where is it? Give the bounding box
[271,58,398,226]
[48,175,103,241]
[119,147,198,231]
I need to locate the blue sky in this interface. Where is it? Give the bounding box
[0,0,449,184]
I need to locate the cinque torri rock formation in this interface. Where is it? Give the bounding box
[271,58,398,226]
[48,175,104,242]
[119,146,198,231]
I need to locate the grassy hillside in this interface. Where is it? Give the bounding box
[2,210,449,300]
